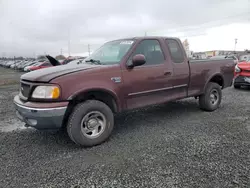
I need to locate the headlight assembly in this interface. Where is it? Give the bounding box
[32,85,60,99]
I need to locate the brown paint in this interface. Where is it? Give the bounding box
[19,36,235,111]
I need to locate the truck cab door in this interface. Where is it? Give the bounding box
[165,39,189,98]
[121,39,174,109]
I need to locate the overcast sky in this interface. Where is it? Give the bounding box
[0,0,249,57]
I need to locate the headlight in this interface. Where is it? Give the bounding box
[32,85,60,99]
[235,64,241,73]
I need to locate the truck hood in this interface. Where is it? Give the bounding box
[21,64,101,82]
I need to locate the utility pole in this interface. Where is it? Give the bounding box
[60,48,63,55]
[234,38,238,52]
[88,44,90,56]
[144,31,147,36]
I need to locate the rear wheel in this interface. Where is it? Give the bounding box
[199,82,222,112]
[67,100,114,147]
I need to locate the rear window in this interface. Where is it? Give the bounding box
[166,39,185,63]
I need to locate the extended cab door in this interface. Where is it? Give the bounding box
[121,39,174,109]
[165,39,189,98]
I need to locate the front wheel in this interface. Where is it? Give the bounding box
[199,82,222,112]
[67,100,114,147]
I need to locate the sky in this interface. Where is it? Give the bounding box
[0,0,249,57]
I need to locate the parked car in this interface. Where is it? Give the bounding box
[27,61,52,71]
[210,55,238,65]
[234,55,250,88]
[10,61,20,69]
[239,54,250,63]
[66,57,87,66]
[20,61,37,71]
[61,56,79,65]
[16,60,30,70]
[24,62,40,72]
[5,61,15,68]
[14,36,235,147]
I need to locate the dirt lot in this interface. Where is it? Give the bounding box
[0,66,250,188]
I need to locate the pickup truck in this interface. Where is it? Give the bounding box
[13,36,235,147]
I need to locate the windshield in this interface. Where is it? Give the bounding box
[84,39,135,65]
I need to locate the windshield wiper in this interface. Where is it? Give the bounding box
[85,59,102,65]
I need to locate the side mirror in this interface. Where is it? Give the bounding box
[127,54,146,68]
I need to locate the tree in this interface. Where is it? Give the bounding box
[55,55,66,60]
[37,55,47,60]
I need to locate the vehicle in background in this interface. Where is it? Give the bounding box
[20,61,37,70]
[14,36,235,147]
[210,55,238,65]
[58,59,65,64]
[0,61,8,67]
[5,61,15,68]
[16,60,30,71]
[239,54,250,63]
[27,61,52,71]
[10,61,20,69]
[234,55,250,89]
[24,62,41,72]
[23,58,57,72]
[14,60,28,70]
[66,57,87,66]
[60,56,86,65]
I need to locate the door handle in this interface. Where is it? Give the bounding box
[163,71,172,76]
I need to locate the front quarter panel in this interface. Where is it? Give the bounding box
[51,65,124,110]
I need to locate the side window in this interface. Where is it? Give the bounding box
[166,39,185,63]
[131,39,164,66]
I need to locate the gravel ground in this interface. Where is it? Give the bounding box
[0,67,250,188]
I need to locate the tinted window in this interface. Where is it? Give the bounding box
[166,39,185,63]
[131,39,164,65]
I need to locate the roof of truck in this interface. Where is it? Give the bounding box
[109,36,180,42]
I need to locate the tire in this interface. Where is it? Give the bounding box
[67,100,114,147]
[234,84,241,89]
[199,82,222,112]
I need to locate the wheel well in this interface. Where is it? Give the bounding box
[62,90,118,128]
[209,75,224,88]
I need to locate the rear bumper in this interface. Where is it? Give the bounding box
[13,95,68,130]
[234,75,250,86]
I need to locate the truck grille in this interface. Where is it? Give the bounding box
[20,82,31,98]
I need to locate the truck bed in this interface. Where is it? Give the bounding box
[188,59,235,97]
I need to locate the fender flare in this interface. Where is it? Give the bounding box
[203,73,224,92]
[68,87,121,112]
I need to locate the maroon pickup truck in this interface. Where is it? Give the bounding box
[14,36,235,147]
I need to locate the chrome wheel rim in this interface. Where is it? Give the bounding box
[80,111,106,139]
[210,89,219,105]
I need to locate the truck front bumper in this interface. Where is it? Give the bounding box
[13,95,69,130]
